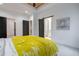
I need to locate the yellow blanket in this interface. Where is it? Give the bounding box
[12,36,58,56]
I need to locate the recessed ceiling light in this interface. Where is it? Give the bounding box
[25,10,28,14]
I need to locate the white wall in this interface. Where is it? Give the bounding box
[37,3,79,48]
[0,10,30,36]
[32,10,39,36]
[15,16,29,36]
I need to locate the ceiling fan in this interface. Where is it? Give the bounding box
[28,3,44,8]
[33,3,36,7]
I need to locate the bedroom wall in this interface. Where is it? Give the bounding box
[37,3,79,48]
[15,16,29,36]
[0,10,29,36]
[32,10,39,36]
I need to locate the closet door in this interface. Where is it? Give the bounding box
[7,18,15,38]
[39,19,44,37]
[23,20,29,35]
[0,17,7,38]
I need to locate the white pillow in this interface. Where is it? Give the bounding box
[0,38,5,56]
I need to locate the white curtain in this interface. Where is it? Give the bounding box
[7,18,15,38]
[44,17,52,39]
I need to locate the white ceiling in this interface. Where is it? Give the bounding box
[0,3,54,17]
[0,3,36,16]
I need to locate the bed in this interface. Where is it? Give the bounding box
[0,36,58,56]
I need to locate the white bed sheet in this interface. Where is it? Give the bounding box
[4,38,18,56]
[0,38,5,56]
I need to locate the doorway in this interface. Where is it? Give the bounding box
[39,18,44,37]
[44,17,52,39]
[0,16,7,38]
[23,20,29,35]
[39,17,52,39]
